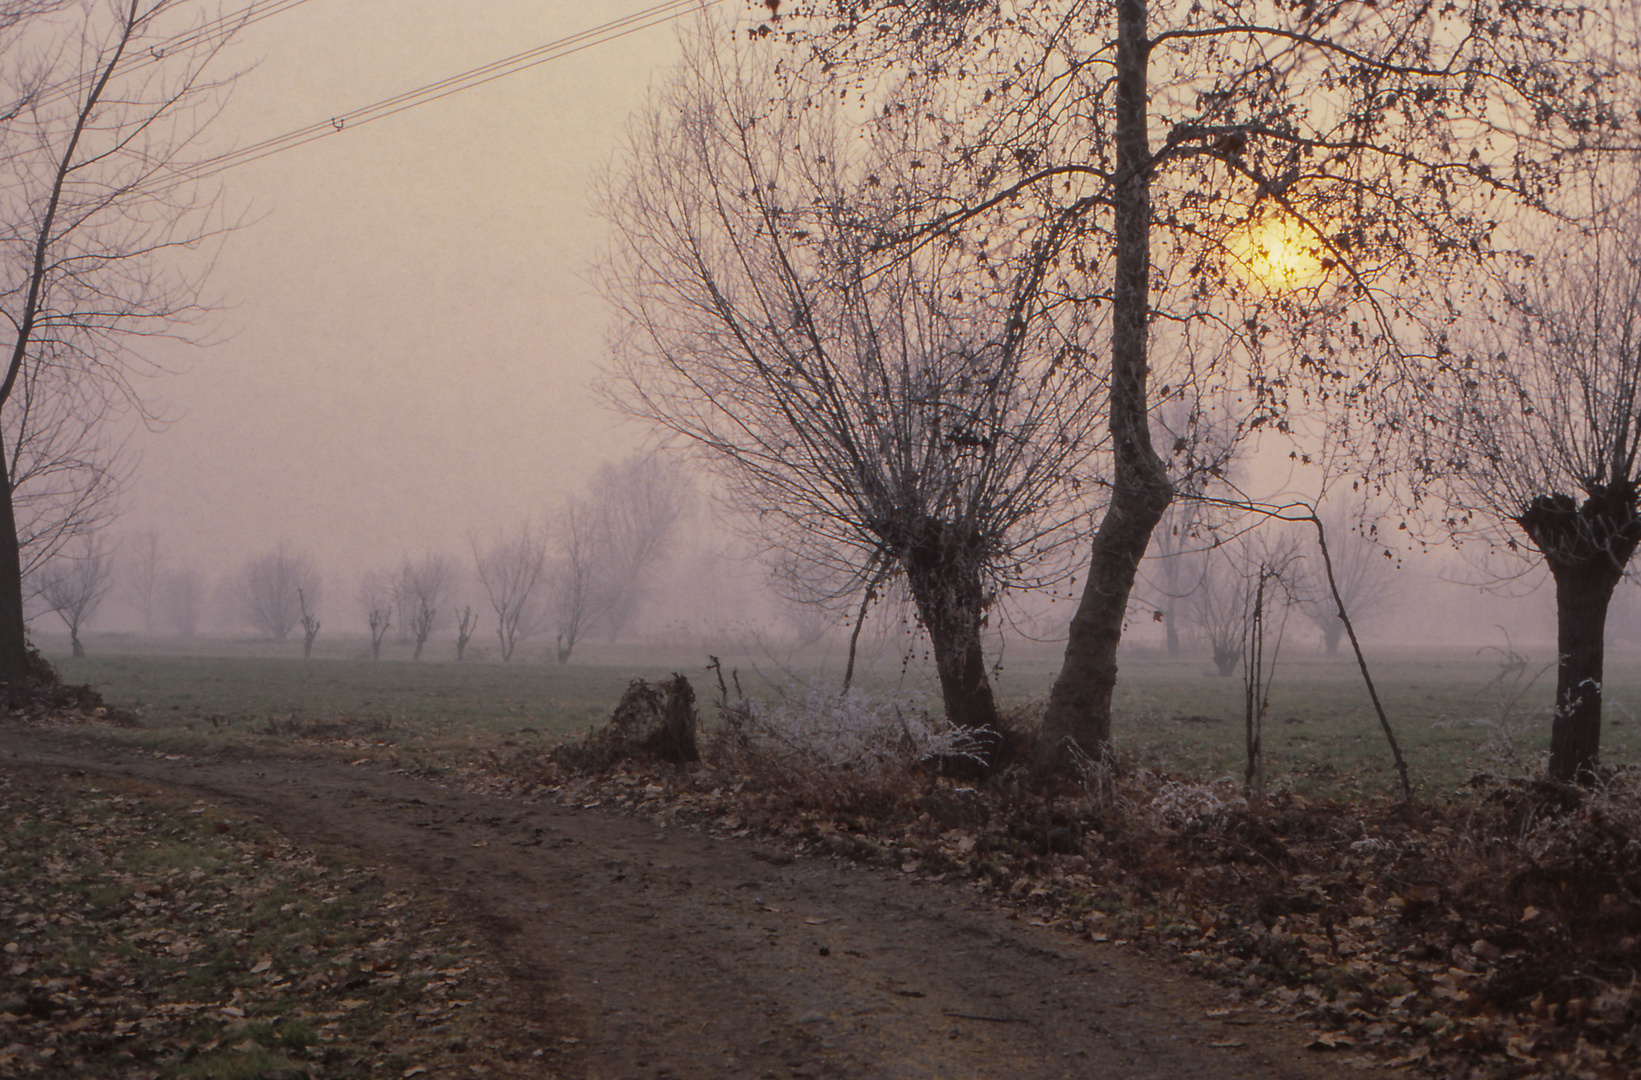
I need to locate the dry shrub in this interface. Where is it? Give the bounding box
[0,647,138,727]
[702,685,994,816]
[1439,769,1641,1010]
[554,675,701,772]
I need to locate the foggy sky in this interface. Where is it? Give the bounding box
[122,2,687,593]
[90,2,1603,650]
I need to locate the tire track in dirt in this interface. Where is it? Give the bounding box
[3,729,1399,1080]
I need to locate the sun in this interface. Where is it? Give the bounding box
[1231,216,1328,292]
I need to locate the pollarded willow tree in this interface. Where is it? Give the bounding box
[599,30,1109,736]
[550,454,690,664]
[1431,174,1641,781]
[237,544,319,643]
[785,0,1617,767]
[0,1,238,680]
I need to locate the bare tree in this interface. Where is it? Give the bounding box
[551,496,601,665]
[297,587,320,659]
[237,544,320,642]
[599,34,1106,735]
[1142,397,1242,658]
[1291,505,1400,657]
[547,455,690,663]
[356,571,392,660]
[1187,545,1249,678]
[1185,531,1300,678]
[0,2,242,678]
[454,605,477,661]
[473,521,547,664]
[393,555,451,661]
[1431,181,1641,781]
[791,0,1611,768]
[158,564,202,638]
[32,535,113,657]
[121,531,162,633]
[590,455,689,641]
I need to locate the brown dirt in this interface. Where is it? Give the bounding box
[1,726,1396,1079]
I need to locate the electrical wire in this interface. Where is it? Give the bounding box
[13,0,319,117]
[156,0,723,191]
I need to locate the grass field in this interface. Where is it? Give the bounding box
[43,634,1641,800]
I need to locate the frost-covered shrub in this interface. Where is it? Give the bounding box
[719,685,987,775]
[1147,778,1246,827]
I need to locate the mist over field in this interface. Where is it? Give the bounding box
[9,0,1640,710]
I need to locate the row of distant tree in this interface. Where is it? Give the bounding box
[22,455,693,662]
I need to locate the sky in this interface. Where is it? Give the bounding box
[120,0,722,599]
[39,0,1577,648]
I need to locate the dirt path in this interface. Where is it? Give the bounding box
[3,728,1392,1080]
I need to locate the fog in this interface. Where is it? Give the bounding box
[115,2,681,591]
[31,2,1638,662]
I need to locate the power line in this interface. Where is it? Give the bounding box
[15,0,319,117]
[157,0,721,191]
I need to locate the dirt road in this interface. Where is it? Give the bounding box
[3,728,1385,1079]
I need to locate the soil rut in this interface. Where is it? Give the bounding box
[2,729,1392,1079]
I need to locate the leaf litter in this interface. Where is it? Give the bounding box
[468,727,1641,1080]
[12,677,1641,1080]
[0,768,525,1079]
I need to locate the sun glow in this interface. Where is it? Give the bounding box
[1231,216,1328,292]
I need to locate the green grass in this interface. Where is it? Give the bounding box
[45,641,1641,799]
[999,649,1641,795]
[51,651,739,740]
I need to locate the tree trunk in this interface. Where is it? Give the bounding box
[1164,597,1180,658]
[901,524,1002,740]
[1515,487,1641,784]
[71,631,85,659]
[1546,562,1616,783]
[1038,0,1171,765]
[1322,619,1342,657]
[0,457,29,680]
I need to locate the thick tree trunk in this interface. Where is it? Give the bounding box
[1164,598,1180,658]
[1038,0,1171,765]
[1546,563,1616,783]
[0,457,30,680]
[1322,619,1342,657]
[901,524,1002,740]
[1515,486,1641,784]
[70,631,85,659]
